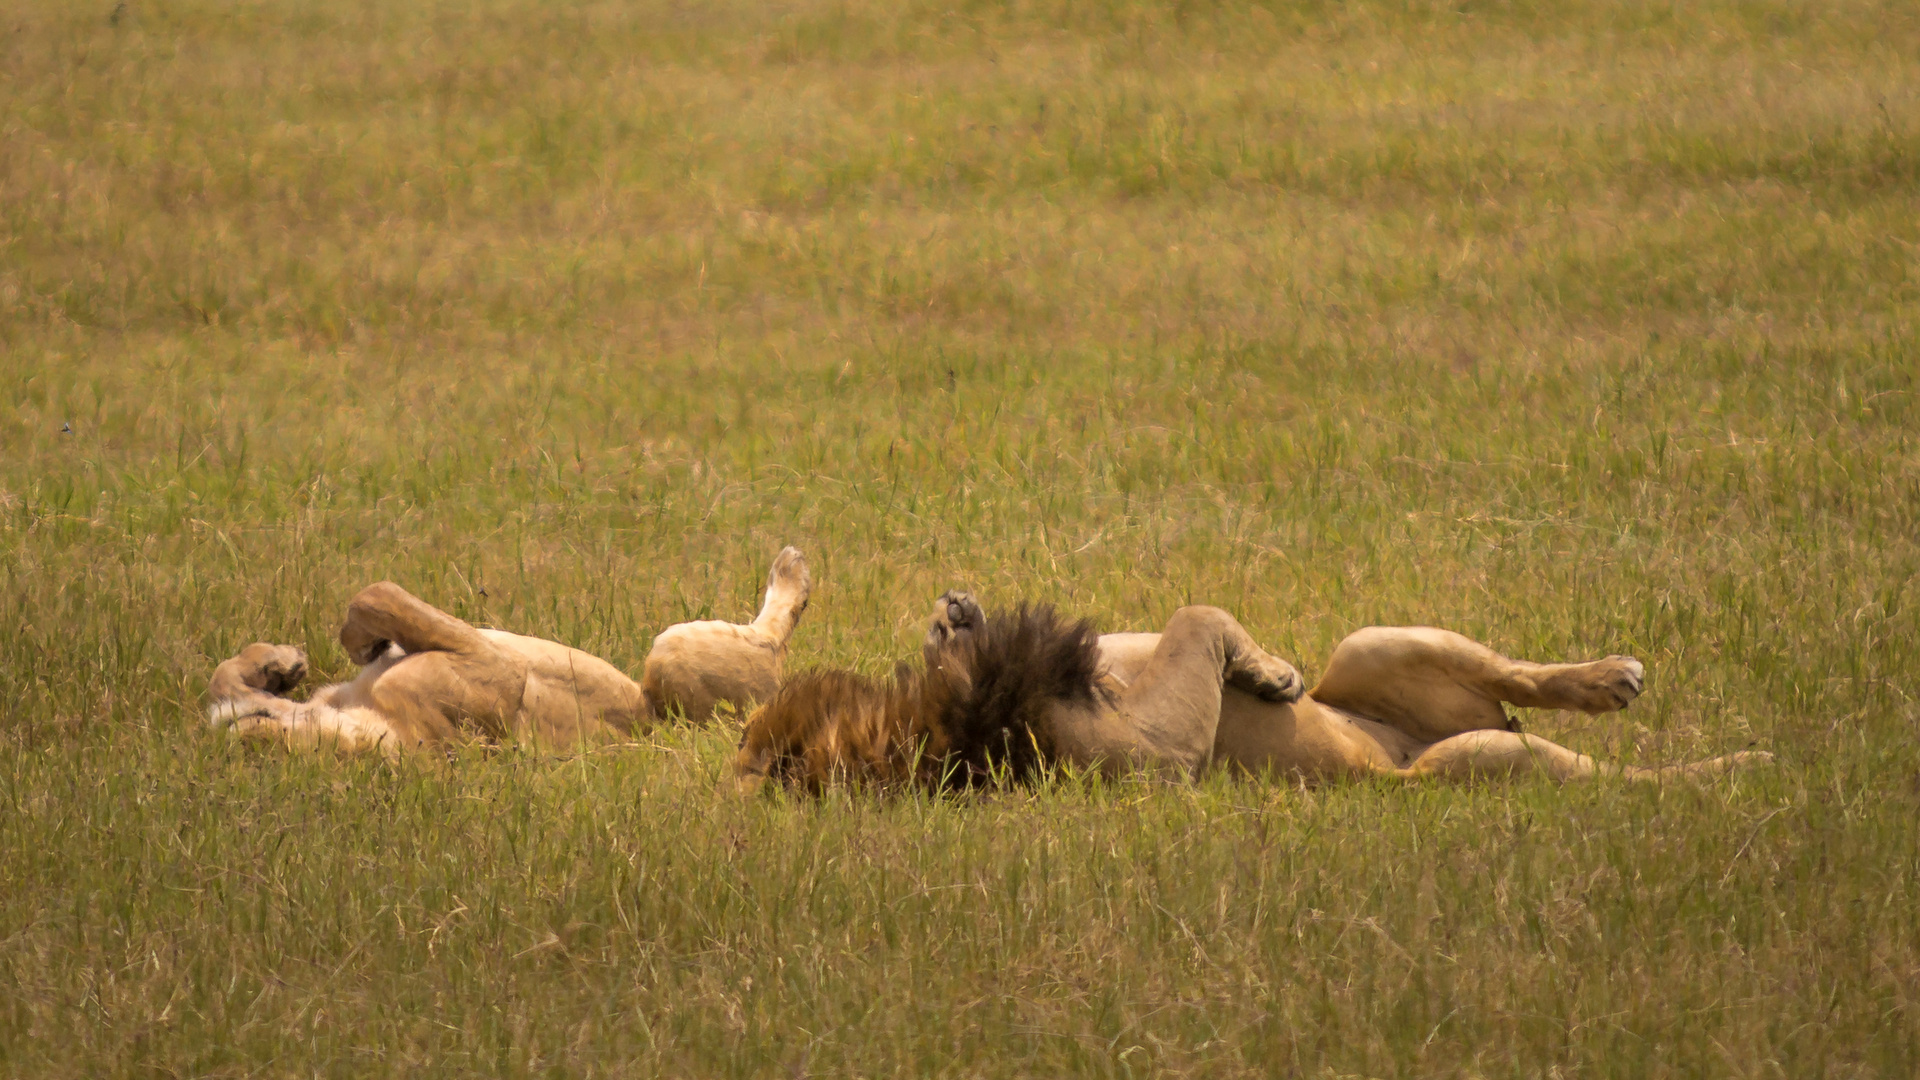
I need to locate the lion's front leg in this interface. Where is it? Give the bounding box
[1107,606,1302,774]
[338,581,491,665]
[206,642,400,756]
[208,643,309,706]
[923,590,984,654]
[214,698,404,758]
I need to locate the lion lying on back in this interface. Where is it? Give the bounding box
[206,548,810,755]
[730,592,1767,792]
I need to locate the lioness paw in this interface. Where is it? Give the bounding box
[341,630,393,666]
[258,645,309,695]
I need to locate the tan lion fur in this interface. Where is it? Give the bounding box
[640,546,811,723]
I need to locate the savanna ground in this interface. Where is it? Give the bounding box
[3,0,1918,1075]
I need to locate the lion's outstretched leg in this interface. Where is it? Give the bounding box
[1399,730,1602,780]
[643,547,811,723]
[1104,606,1304,774]
[749,546,811,646]
[1400,731,1771,782]
[1309,626,1644,745]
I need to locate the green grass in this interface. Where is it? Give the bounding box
[3,0,1918,1075]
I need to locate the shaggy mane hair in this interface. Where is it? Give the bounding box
[734,604,1108,792]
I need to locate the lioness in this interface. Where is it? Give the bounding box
[730,593,1766,792]
[644,546,812,723]
[207,547,810,755]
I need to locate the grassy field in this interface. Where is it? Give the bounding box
[4,0,1919,1075]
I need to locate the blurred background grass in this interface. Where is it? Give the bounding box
[2,0,1916,1076]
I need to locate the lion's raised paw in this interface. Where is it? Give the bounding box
[926,590,985,651]
[258,646,309,695]
[1231,652,1305,705]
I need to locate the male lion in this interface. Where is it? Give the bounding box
[207,547,810,756]
[730,593,1766,792]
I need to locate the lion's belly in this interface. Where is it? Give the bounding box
[1094,634,1163,683]
[1093,633,1413,779]
[1212,691,1410,779]
[479,630,648,745]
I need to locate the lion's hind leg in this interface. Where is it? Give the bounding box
[643,547,812,724]
[1399,731,1773,783]
[1399,731,1602,781]
[1311,627,1645,745]
[339,581,494,665]
[749,545,811,646]
[337,582,526,742]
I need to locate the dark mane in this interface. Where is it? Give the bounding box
[934,603,1107,786]
[746,667,928,792]
[734,602,1107,792]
